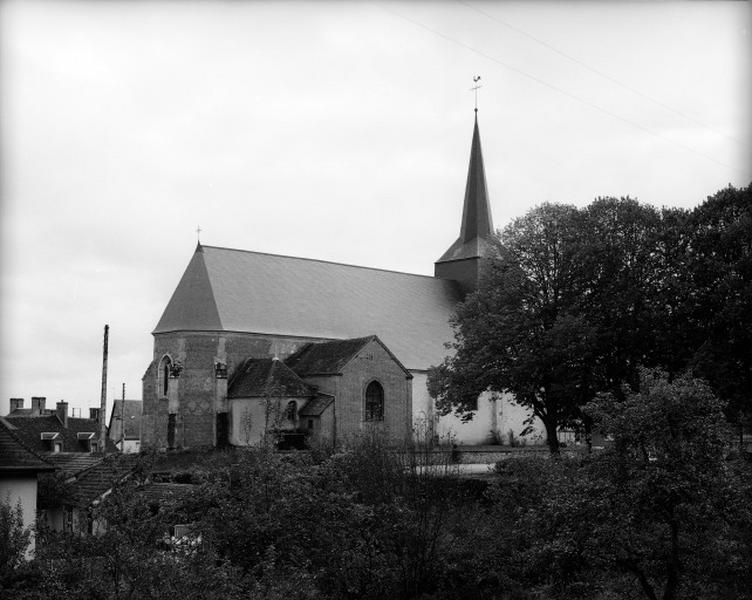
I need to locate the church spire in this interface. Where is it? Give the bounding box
[434,112,495,294]
[459,112,493,245]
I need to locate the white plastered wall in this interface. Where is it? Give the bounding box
[410,373,546,445]
[0,476,39,558]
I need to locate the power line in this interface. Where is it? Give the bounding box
[375,3,746,178]
[458,0,743,147]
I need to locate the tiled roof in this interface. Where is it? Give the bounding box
[299,394,334,417]
[67,457,137,507]
[285,336,373,376]
[108,400,142,440]
[228,358,313,398]
[5,415,118,454]
[7,408,34,417]
[153,245,461,371]
[46,453,104,477]
[0,418,54,472]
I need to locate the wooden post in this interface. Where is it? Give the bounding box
[100,325,109,455]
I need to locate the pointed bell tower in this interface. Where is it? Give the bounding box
[435,111,494,294]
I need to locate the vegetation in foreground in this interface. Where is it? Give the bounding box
[2,370,751,600]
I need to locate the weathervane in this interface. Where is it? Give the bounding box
[470,75,482,112]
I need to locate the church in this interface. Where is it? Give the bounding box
[140,114,543,450]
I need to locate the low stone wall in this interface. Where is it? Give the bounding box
[413,445,549,465]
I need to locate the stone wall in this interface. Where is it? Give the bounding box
[336,339,411,442]
[142,331,321,449]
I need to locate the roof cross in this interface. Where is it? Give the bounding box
[470,75,482,112]
[196,225,202,244]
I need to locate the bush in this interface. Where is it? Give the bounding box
[0,499,30,582]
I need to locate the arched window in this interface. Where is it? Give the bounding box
[285,401,298,422]
[365,381,384,422]
[158,356,172,397]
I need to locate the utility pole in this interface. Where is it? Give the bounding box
[100,324,109,455]
[120,382,126,451]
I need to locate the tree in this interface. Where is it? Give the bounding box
[684,184,752,431]
[581,369,736,600]
[0,499,30,583]
[477,369,752,600]
[577,197,665,396]
[429,203,597,453]
[555,369,749,599]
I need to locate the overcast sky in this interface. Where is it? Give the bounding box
[1,0,750,418]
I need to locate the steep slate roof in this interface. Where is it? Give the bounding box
[5,415,118,454]
[437,113,494,263]
[0,418,54,472]
[154,246,461,371]
[228,358,314,398]
[107,400,142,440]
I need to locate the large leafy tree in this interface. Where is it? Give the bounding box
[684,184,752,428]
[429,203,596,453]
[576,197,665,396]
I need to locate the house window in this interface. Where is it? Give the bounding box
[285,401,298,423]
[308,419,314,430]
[365,381,384,422]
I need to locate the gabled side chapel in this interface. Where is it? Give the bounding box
[141,114,544,450]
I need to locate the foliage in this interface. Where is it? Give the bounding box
[685,184,752,424]
[8,415,752,599]
[36,472,74,510]
[577,197,665,396]
[480,369,752,600]
[0,499,31,583]
[429,186,752,452]
[27,475,246,600]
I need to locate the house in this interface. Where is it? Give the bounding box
[5,399,118,455]
[39,456,137,534]
[140,113,545,450]
[107,400,143,453]
[0,417,55,558]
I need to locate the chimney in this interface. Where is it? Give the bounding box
[56,401,69,427]
[31,396,46,416]
[9,398,24,413]
[89,408,100,422]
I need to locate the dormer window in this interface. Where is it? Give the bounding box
[41,432,62,452]
[77,432,97,453]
